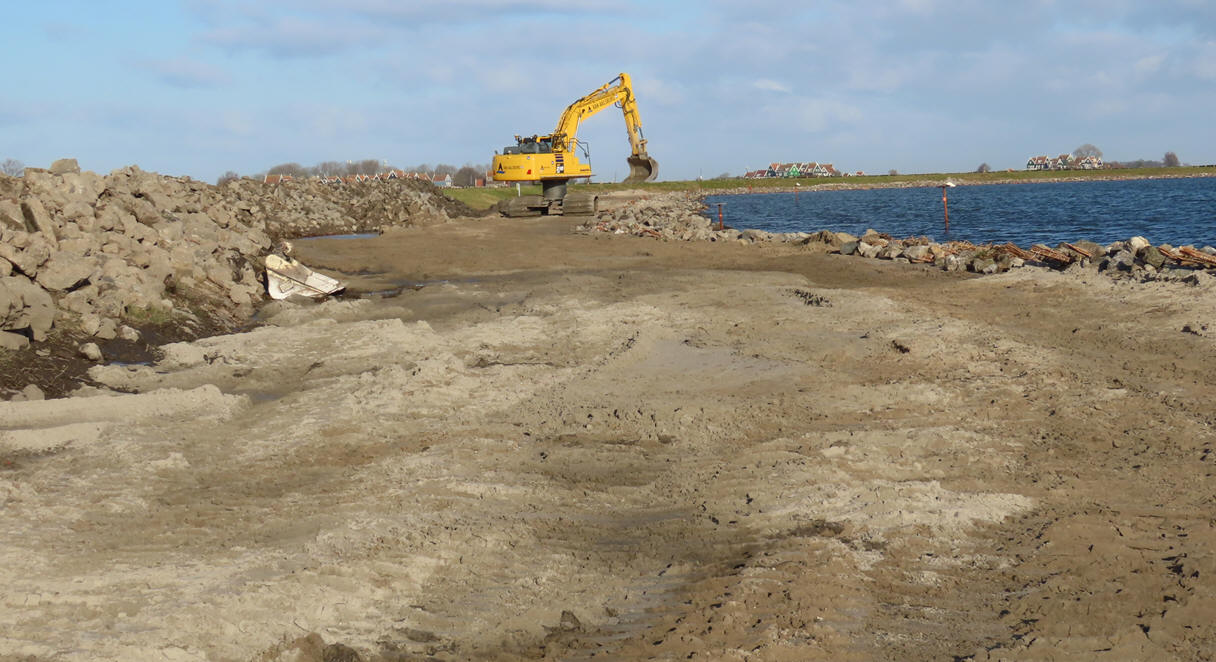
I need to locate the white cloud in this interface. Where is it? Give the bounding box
[1134,53,1166,74]
[136,57,230,89]
[753,79,791,93]
[1194,41,1216,79]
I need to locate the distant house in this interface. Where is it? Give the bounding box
[432,174,452,187]
[264,174,293,184]
[1026,153,1102,171]
[1077,155,1103,169]
[743,161,842,178]
[1026,155,1052,171]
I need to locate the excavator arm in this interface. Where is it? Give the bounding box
[549,73,657,183]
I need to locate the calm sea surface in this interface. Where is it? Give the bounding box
[704,177,1216,247]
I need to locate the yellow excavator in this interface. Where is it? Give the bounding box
[491,72,659,216]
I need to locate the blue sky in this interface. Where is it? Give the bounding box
[3,1,1214,183]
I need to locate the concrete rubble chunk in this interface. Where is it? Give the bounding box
[20,198,59,248]
[79,342,103,361]
[50,158,81,175]
[20,384,44,400]
[0,198,29,231]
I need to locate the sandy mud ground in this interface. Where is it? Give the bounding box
[3,205,1216,661]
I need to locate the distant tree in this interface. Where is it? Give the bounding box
[453,165,481,187]
[1073,144,1103,159]
[313,161,345,177]
[887,169,899,176]
[433,164,457,177]
[713,172,733,179]
[267,162,307,177]
[976,163,991,173]
[216,171,240,186]
[1,158,23,177]
[1163,152,1181,167]
[341,159,381,176]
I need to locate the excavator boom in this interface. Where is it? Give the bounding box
[550,73,656,183]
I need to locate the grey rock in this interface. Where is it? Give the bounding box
[858,241,882,259]
[904,245,931,261]
[50,158,81,175]
[839,241,859,256]
[79,313,102,336]
[970,257,997,274]
[1107,250,1135,272]
[79,342,103,361]
[117,325,140,342]
[96,317,118,340]
[1139,245,1166,269]
[834,231,858,244]
[0,256,10,278]
[876,244,904,259]
[1127,236,1150,253]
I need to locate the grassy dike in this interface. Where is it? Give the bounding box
[443,165,1216,211]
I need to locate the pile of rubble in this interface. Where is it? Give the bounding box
[0,159,473,354]
[587,192,1216,280]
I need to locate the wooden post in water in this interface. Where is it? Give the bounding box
[717,202,725,230]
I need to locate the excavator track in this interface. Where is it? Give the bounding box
[501,195,544,217]
[561,192,598,216]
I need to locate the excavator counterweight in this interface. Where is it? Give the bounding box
[491,72,658,216]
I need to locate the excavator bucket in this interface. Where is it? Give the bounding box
[624,154,659,184]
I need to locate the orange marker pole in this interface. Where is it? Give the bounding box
[939,185,950,233]
[717,203,725,230]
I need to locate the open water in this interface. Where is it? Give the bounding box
[704,177,1216,247]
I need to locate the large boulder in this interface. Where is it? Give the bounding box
[0,275,54,340]
[35,252,94,291]
[1139,245,1166,270]
[0,233,53,276]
